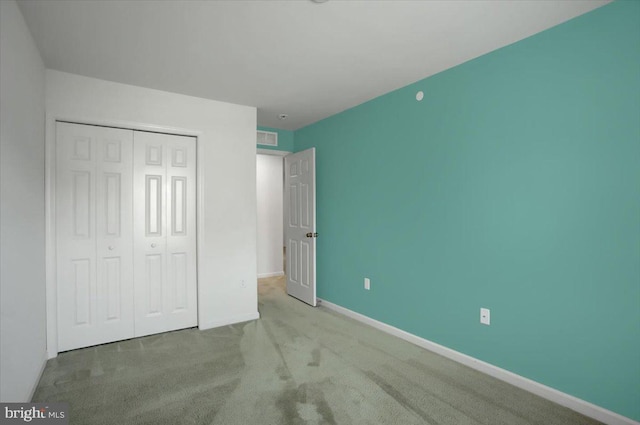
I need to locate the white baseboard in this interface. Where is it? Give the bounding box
[318,298,639,425]
[198,311,260,331]
[258,271,284,278]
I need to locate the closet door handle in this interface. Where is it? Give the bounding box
[151,243,157,248]
[108,246,114,251]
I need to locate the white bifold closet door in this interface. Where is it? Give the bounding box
[56,122,197,352]
[56,122,135,351]
[133,131,197,337]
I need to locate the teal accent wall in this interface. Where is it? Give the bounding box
[258,126,294,152]
[294,1,640,420]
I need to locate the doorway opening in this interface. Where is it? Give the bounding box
[256,152,286,279]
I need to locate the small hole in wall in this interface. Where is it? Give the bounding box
[416,91,424,101]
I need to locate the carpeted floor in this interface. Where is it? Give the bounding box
[33,276,602,425]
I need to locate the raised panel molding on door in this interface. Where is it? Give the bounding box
[284,148,317,306]
[56,122,134,352]
[133,131,197,337]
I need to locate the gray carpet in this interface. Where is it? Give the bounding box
[33,276,602,425]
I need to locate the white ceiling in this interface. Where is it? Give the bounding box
[18,0,609,130]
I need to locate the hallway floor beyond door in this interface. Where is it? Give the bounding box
[33,276,602,425]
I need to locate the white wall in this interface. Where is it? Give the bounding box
[256,155,284,278]
[45,70,258,355]
[0,0,47,401]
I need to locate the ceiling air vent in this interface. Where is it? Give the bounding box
[257,130,278,147]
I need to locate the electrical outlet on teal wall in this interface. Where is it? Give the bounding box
[294,1,640,421]
[257,126,294,152]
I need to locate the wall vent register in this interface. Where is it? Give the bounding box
[257,130,278,146]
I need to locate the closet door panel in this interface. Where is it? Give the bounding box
[133,131,197,337]
[56,122,134,352]
[166,137,197,323]
[133,133,167,336]
[96,127,134,337]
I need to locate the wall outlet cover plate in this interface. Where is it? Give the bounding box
[480,308,490,325]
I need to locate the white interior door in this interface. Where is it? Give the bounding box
[133,131,197,337]
[284,148,317,306]
[56,122,134,351]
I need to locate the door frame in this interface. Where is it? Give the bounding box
[45,114,204,358]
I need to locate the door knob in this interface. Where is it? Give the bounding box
[305,232,319,238]
[108,246,114,251]
[151,243,157,248]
